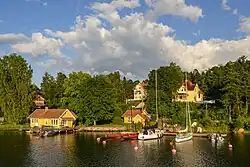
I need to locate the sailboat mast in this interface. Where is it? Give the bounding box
[155,69,158,122]
[185,73,188,129]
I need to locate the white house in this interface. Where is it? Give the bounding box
[133,82,147,101]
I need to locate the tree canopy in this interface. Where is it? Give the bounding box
[1,53,250,130]
[0,54,33,124]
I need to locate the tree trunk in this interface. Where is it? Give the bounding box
[246,97,248,115]
[94,120,96,126]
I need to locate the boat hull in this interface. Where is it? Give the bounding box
[138,129,163,140]
[175,133,193,143]
[138,134,163,140]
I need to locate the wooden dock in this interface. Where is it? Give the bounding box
[163,132,209,138]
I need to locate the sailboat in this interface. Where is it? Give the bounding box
[175,74,193,143]
[138,69,163,140]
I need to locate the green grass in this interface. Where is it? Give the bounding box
[0,123,29,131]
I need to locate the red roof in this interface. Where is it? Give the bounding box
[139,82,146,88]
[182,80,196,91]
[123,109,149,119]
[28,109,77,119]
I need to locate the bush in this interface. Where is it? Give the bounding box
[112,117,123,125]
[199,117,212,128]
[244,121,250,130]
[235,116,245,129]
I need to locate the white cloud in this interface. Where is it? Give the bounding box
[40,13,250,78]
[12,32,63,56]
[221,0,239,16]
[221,0,231,11]
[0,51,6,57]
[25,0,47,6]
[192,30,201,36]
[2,0,250,81]
[0,33,28,44]
[233,9,238,15]
[238,16,250,34]
[145,0,203,22]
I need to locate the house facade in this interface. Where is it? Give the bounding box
[173,80,203,102]
[133,82,147,101]
[34,95,45,108]
[122,109,150,126]
[28,108,77,128]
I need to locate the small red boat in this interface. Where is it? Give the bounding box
[102,132,138,140]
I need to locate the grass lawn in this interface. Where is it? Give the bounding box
[0,123,29,131]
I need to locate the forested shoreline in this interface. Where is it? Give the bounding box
[0,53,250,132]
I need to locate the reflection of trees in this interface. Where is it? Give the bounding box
[28,134,77,167]
[0,132,30,167]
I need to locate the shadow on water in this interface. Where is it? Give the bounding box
[1,132,250,167]
[0,132,30,167]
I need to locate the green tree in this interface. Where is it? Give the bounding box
[0,54,33,124]
[40,72,57,108]
[146,63,183,118]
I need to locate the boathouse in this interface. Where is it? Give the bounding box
[28,107,77,128]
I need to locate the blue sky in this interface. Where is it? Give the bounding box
[1,0,250,86]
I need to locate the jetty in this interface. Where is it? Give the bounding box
[164,132,209,138]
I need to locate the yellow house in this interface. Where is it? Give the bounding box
[28,108,77,128]
[122,109,150,126]
[173,80,204,102]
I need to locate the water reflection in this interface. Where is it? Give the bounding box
[0,132,30,167]
[25,134,77,167]
[1,132,250,167]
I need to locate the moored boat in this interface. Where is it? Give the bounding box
[138,69,163,141]
[175,132,193,143]
[138,127,163,140]
[175,74,193,143]
[99,132,138,140]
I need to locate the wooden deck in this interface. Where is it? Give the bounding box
[163,132,209,138]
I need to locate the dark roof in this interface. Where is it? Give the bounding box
[28,109,77,119]
[34,95,45,101]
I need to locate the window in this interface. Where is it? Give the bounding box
[45,119,48,125]
[32,119,38,123]
[198,93,200,98]
[61,120,67,126]
[128,116,132,123]
[51,119,58,125]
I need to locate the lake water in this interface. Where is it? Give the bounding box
[0,132,249,167]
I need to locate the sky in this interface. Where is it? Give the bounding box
[1,0,250,86]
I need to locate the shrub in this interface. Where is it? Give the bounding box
[112,117,123,125]
[235,116,245,129]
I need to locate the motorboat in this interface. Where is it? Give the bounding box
[209,133,224,143]
[40,129,59,137]
[138,123,163,140]
[138,128,163,140]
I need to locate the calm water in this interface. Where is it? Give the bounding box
[0,132,249,167]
